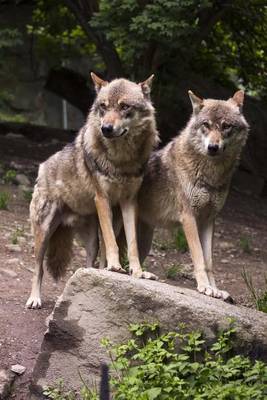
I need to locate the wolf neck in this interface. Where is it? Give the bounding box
[82,113,158,177]
[173,127,240,189]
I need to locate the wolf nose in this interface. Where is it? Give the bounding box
[208,143,219,155]
[101,124,114,137]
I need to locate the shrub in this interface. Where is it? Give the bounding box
[43,322,267,399]
[0,191,9,209]
[174,227,188,253]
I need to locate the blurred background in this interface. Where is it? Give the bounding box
[0,0,267,194]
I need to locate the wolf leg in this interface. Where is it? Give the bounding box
[181,213,212,296]
[26,203,61,309]
[120,199,157,280]
[137,221,154,264]
[77,214,99,268]
[95,193,125,273]
[199,219,232,302]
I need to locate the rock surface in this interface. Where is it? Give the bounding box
[0,369,15,399]
[29,268,267,398]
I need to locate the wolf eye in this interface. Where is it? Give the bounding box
[222,122,232,130]
[120,103,130,111]
[99,102,107,110]
[202,121,210,129]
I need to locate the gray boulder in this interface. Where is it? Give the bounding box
[29,268,267,398]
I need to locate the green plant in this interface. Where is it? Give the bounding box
[174,227,188,253]
[166,264,182,280]
[3,169,16,184]
[242,268,267,313]
[42,322,267,399]
[239,236,252,254]
[0,191,9,210]
[22,188,33,202]
[101,322,267,399]
[10,227,24,244]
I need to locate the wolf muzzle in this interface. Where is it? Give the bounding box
[101,123,127,139]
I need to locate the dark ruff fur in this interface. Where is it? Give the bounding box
[26,74,159,308]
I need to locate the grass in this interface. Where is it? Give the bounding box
[43,322,267,399]
[174,226,188,252]
[166,264,182,280]
[242,268,267,313]
[10,227,24,245]
[239,236,252,254]
[0,191,9,210]
[3,169,16,184]
[22,188,33,202]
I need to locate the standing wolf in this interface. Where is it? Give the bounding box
[26,73,159,309]
[136,90,249,301]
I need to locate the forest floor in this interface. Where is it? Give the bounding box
[0,133,267,399]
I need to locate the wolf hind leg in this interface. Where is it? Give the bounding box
[26,203,61,309]
[77,214,99,268]
[137,221,154,264]
[199,219,232,302]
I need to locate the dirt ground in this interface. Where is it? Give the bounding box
[0,134,267,399]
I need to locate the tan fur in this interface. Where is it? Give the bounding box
[136,91,249,301]
[26,74,159,309]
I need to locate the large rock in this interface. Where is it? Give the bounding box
[29,269,267,398]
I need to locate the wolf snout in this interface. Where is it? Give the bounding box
[207,143,219,156]
[101,123,114,137]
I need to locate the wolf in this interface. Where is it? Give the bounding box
[26,72,159,309]
[134,90,249,301]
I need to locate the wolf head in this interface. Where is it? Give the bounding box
[187,90,249,158]
[90,72,155,139]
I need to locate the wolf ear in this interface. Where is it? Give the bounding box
[91,72,108,92]
[231,90,244,109]
[139,74,154,98]
[188,90,203,114]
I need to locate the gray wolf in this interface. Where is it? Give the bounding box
[26,73,159,309]
[114,90,249,301]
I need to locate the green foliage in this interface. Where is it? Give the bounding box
[3,169,16,184]
[239,236,252,254]
[27,0,99,64]
[174,227,188,253]
[166,264,182,280]
[22,188,33,203]
[242,268,267,313]
[101,322,267,399]
[43,322,267,399]
[10,227,24,245]
[0,191,9,210]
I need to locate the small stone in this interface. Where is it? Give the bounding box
[17,236,27,245]
[6,258,20,265]
[5,132,25,140]
[10,364,26,375]
[220,259,229,264]
[0,268,18,278]
[15,173,30,186]
[5,244,21,252]
[219,241,232,250]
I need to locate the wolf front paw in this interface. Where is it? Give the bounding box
[26,296,42,309]
[198,285,233,302]
[130,267,158,280]
[106,264,126,274]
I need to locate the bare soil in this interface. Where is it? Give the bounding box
[0,134,266,399]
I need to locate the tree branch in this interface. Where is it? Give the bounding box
[62,0,123,78]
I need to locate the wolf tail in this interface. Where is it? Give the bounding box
[46,225,74,280]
